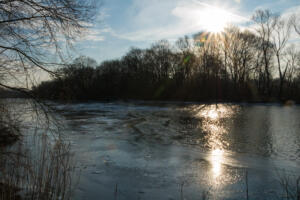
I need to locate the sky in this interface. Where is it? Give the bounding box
[74,0,300,63]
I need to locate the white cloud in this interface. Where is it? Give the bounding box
[281,5,300,19]
[84,30,105,41]
[84,34,105,42]
[111,0,248,42]
[280,6,300,42]
[80,27,114,42]
[242,5,300,48]
[78,7,112,42]
[172,1,248,29]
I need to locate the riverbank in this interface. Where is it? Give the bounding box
[38,97,299,108]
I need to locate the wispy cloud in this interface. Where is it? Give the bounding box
[110,0,247,42]
[75,0,300,62]
[80,26,114,42]
[81,30,104,41]
[280,5,300,42]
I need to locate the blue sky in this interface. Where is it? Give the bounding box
[75,0,300,63]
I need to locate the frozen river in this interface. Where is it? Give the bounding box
[23,101,300,199]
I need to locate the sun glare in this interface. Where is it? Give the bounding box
[198,6,234,33]
[211,148,224,177]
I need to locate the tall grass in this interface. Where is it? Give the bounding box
[0,102,20,146]
[0,134,76,200]
[0,99,76,200]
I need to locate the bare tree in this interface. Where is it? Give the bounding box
[271,14,293,98]
[292,14,300,36]
[0,0,99,91]
[223,27,257,88]
[284,45,300,89]
[175,36,195,80]
[252,10,276,96]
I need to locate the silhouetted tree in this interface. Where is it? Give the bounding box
[271,14,293,99]
[33,10,300,103]
[252,10,276,97]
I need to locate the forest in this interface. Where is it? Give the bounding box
[33,10,300,103]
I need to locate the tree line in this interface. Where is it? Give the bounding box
[33,10,300,103]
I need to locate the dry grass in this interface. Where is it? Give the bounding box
[0,134,76,200]
[0,99,76,200]
[0,103,20,146]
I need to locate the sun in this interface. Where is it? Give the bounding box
[198,6,234,33]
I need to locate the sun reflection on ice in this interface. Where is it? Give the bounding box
[191,105,238,182]
[181,104,243,189]
[210,148,224,178]
[207,109,219,120]
[197,105,233,121]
